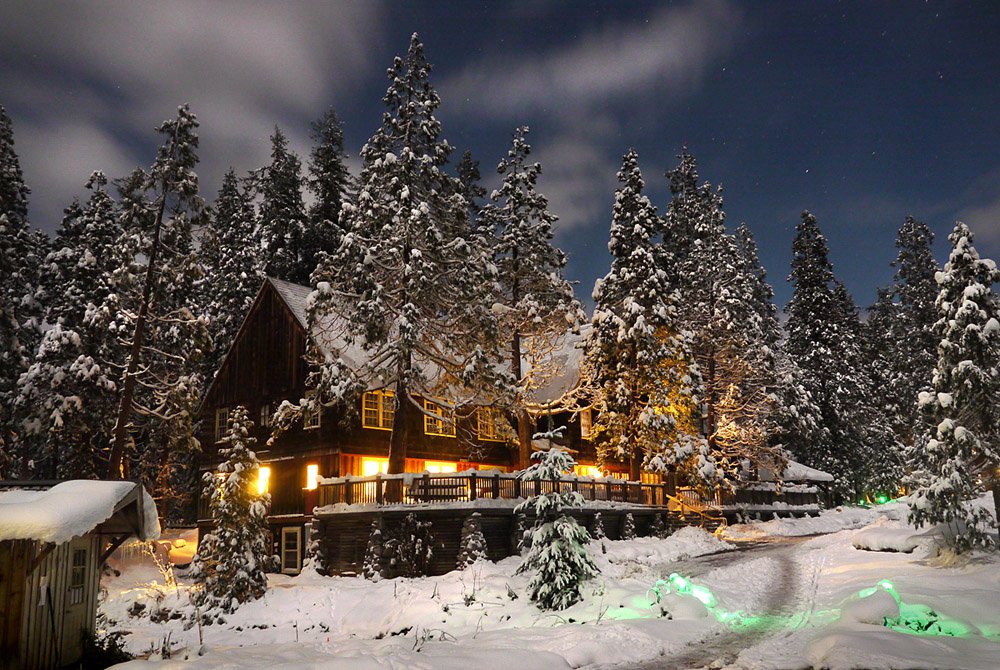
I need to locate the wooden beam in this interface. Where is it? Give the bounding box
[27,542,55,575]
[99,536,129,564]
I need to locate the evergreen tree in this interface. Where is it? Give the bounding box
[457,512,488,569]
[482,126,583,468]
[257,127,310,283]
[908,222,1000,552]
[14,173,123,478]
[589,512,606,540]
[457,149,486,225]
[191,406,271,621]
[307,34,512,480]
[0,107,47,475]
[621,512,636,540]
[362,519,384,580]
[200,168,261,377]
[305,108,353,276]
[586,150,709,483]
[101,106,210,522]
[515,448,598,610]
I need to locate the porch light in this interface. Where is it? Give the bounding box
[306,464,319,490]
[258,466,271,495]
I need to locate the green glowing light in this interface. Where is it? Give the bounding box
[876,495,888,504]
[856,580,975,638]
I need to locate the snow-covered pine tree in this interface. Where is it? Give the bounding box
[784,212,863,499]
[621,512,636,540]
[191,406,271,620]
[515,448,598,610]
[385,513,434,578]
[660,153,782,486]
[586,149,710,483]
[362,519,384,580]
[305,108,353,278]
[200,168,261,378]
[457,512,488,569]
[908,222,1000,551]
[0,106,47,476]
[101,106,210,522]
[306,34,512,480]
[482,127,583,469]
[257,126,310,284]
[14,172,123,478]
[589,512,606,540]
[457,149,487,226]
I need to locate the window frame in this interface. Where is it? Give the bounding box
[259,403,271,429]
[362,390,395,431]
[68,547,87,605]
[579,408,593,440]
[214,407,230,443]
[302,392,321,430]
[280,526,302,575]
[423,399,456,437]
[476,406,506,442]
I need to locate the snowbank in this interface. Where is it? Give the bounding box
[0,480,159,544]
[724,503,889,540]
[852,526,934,553]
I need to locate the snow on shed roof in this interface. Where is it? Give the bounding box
[0,480,160,545]
[760,459,834,483]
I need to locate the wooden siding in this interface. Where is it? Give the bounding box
[0,536,101,670]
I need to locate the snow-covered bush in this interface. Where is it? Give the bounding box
[190,406,271,622]
[457,512,488,569]
[651,513,670,539]
[590,512,606,540]
[621,512,636,540]
[385,513,434,578]
[362,519,384,581]
[515,448,599,610]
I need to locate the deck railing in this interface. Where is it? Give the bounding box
[315,471,722,510]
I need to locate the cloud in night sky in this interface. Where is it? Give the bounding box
[1,0,383,228]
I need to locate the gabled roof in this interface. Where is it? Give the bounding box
[267,276,312,330]
[0,480,160,544]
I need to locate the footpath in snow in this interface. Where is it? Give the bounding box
[105,499,1000,669]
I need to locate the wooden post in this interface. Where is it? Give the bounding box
[493,472,500,499]
[423,473,430,501]
[470,471,477,501]
[514,477,521,499]
[605,480,612,501]
[376,474,383,505]
[345,478,353,506]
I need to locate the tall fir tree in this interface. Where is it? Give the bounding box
[586,150,710,483]
[100,105,210,522]
[15,173,123,478]
[305,108,353,278]
[191,406,271,621]
[257,127,310,283]
[200,168,261,378]
[306,34,512,480]
[457,149,487,226]
[482,126,583,468]
[908,222,1000,551]
[0,106,47,476]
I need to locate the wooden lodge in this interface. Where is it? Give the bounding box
[198,277,828,575]
[0,480,158,670]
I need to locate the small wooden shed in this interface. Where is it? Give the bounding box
[0,480,159,670]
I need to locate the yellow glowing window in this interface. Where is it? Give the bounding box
[362,457,389,477]
[424,460,458,473]
[423,400,456,437]
[306,464,319,490]
[362,391,394,430]
[257,466,271,495]
[574,465,603,478]
[579,408,592,440]
[476,407,505,441]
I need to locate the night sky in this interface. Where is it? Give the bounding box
[3,1,999,309]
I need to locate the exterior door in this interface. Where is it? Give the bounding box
[280,527,301,575]
[61,537,91,663]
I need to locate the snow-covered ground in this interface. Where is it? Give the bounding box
[104,499,1000,669]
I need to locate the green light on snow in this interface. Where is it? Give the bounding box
[856,580,975,638]
[876,495,888,504]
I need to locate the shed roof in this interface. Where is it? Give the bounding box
[0,480,160,545]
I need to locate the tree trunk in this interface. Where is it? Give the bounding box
[517,410,532,470]
[629,447,641,482]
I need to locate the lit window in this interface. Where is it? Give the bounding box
[362,390,395,430]
[259,403,271,428]
[477,407,505,442]
[69,548,87,604]
[574,465,603,478]
[303,392,321,430]
[423,400,456,437]
[306,464,319,490]
[580,408,592,440]
[257,466,271,495]
[362,457,389,476]
[214,407,230,442]
[424,460,458,473]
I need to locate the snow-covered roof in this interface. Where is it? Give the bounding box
[268,277,587,406]
[0,480,160,545]
[760,459,834,483]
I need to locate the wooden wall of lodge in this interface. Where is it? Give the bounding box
[0,537,101,670]
[313,507,703,578]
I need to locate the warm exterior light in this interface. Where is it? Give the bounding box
[306,464,319,490]
[424,460,458,473]
[574,465,603,478]
[257,466,271,495]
